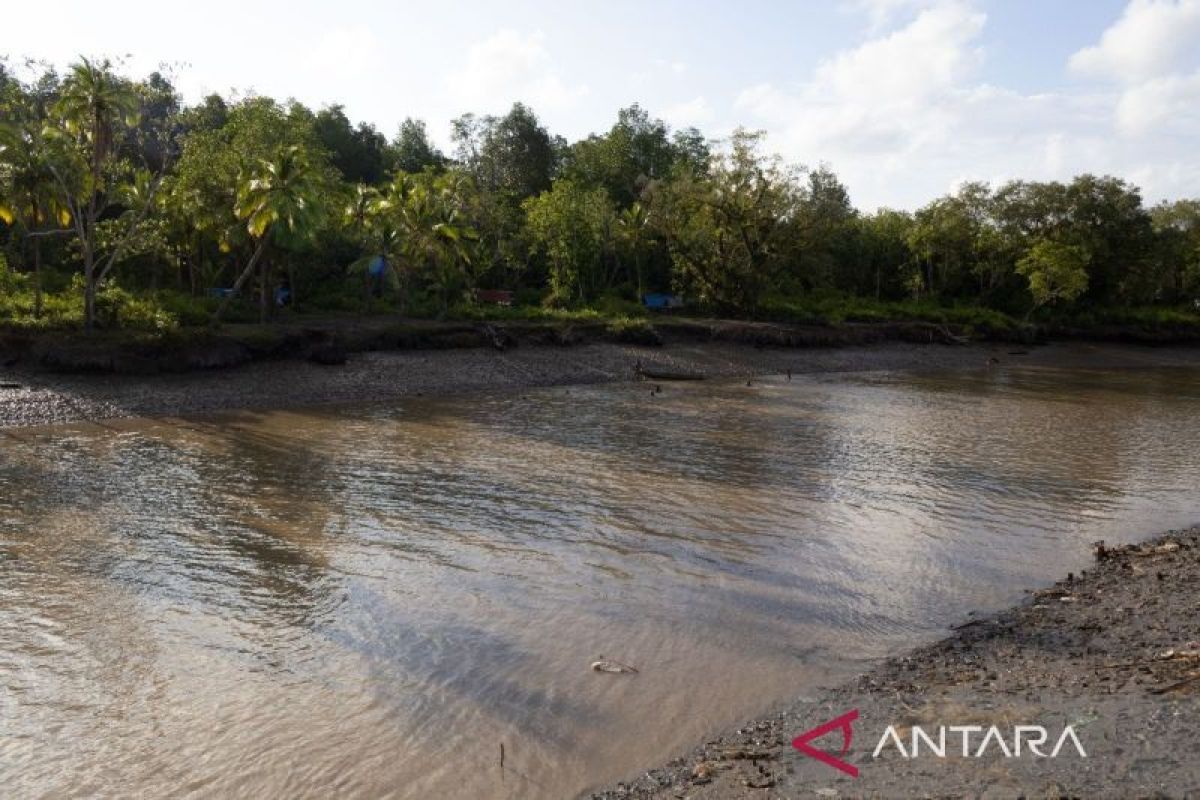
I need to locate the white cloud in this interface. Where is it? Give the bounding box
[663,96,714,128]
[1069,0,1200,82]
[445,29,588,116]
[1114,71,1200,135]
[732,0,1200,209]
[843,0,944,32]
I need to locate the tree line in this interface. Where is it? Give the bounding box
[1,57,1198,332]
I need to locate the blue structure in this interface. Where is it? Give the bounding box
[642,293,683,310]
[368,256,388,278]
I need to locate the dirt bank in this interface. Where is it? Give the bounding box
[589,526,1200,799]
[1,340,1198,430]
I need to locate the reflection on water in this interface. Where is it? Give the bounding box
[2,366,1198,798]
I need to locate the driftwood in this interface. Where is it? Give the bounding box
[635,366,705,381]
[591,655,639,674]
[1151,672,1200,695]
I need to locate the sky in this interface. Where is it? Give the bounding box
[3,0,1199,210]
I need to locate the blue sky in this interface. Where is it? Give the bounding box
[3,0,1198,209]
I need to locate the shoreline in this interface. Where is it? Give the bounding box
[2,339,1200,430]
[589,525,1200,799]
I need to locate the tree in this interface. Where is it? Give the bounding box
[524,180,617,305]
[315,104,387,184]
[650,129,798,313]
[172,95,329,296]
[617,201,651,299]
[1016,239,1089,317]
[849,209,914,300]
[1150,199,1200,304]
[452,103,555,201]
[561,105,680,207]
[389,118,444,174]
[0,111,72,317]
[214,145,325,322]
[43,58,169,330]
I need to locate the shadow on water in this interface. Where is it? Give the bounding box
[2,365,1199,797]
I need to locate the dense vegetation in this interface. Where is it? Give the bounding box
[2,57,1199,336]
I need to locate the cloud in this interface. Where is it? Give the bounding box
[1114,71,1200,135]
[843,0,944,32]
[731,0,1200,210]
[445,29,587,116]
[662,96,714,128]
[1068,1,1200,139]
[1069,0,1200,83]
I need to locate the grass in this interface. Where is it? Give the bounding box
[759,294,1023,332]
[2,272,1198,344]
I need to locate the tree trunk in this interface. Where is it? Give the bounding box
[84,270,97,331]
[212,239,268,323]
[259,257,269,324]
[33,237,43,319]
[287,256,297,310]
[83,240,97,332]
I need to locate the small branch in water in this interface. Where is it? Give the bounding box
[500,742,505,769]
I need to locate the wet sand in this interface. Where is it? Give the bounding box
[2,339,1199,429]
[589,527,1200,799]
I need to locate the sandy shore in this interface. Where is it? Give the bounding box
[2,339,1199,430]
[588,526,1200,799]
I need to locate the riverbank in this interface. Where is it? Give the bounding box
[589,525,1200,799]
[1,339,1199,429]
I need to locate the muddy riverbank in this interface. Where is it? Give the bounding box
[590,526,1200,799]
[1,339,1199,429]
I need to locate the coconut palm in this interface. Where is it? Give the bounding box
[345,181,404,311]
[213,145,324,323]
[56,58,140,184]
[0,120,71,317]
[45,58,148,330]
[402,175,477,317]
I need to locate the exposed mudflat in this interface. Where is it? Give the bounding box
[589,527,1200,799]
[1,339,1199,430]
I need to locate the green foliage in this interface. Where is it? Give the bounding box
[1016,240,1090,314]
[649,129,798,313]
[2,57,1199,340]
[604,316,661,345]
[524,180,616,305]
[389,118,445,174]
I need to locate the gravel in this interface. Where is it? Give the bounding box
[2,339,1199,430]
[588,528,1200,799]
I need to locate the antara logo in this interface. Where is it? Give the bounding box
[792,710,1086,777]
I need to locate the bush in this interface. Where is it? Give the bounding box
[605,316,662,345]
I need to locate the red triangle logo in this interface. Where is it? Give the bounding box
[791,709,859,777]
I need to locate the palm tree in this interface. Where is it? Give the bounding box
[0,120,71,318]
[214,145,324,323]
[345,181,405,312]
[47,58,145,330]
[403,176,476,317]
[618,201,650,300]
[56,58,140,185]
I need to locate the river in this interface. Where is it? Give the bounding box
[2,364,1198,797]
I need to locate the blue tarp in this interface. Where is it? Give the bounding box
[643,293,682,309]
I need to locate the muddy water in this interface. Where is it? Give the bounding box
[2,366,1198,798]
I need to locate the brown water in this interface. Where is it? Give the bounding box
[2,366,1199,798]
